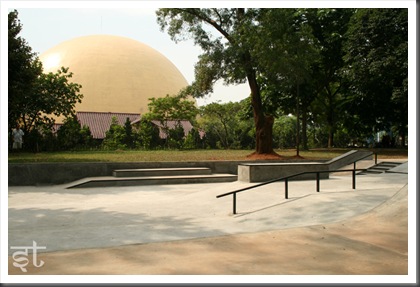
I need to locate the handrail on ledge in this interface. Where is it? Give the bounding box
[217,152,377,215]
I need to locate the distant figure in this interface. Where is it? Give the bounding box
[12,124,24,150]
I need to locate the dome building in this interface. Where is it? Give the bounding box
[40,35,193,139]
[40,34,190,115]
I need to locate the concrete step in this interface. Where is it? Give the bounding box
[378,162,402,168]
[66,174,238,188]
[378,161,404,166]
[358,170,383,175]
[358,161,403,175]
[368,166,390,171]
[113,167,212,177]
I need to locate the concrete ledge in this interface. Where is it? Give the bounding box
[239,162,329,182]
[9,160,320,186]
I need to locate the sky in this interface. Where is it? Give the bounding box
[1,1,417,285]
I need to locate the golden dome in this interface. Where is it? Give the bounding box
[40,35,190,115]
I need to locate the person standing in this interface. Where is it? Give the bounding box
[12,124,24,150]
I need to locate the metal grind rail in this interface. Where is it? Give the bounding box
[216,168,369,215]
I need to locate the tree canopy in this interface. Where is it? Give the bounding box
[342,8,408,145]
[157,8,323,156]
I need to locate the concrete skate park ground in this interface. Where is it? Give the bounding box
[7,159,413,282]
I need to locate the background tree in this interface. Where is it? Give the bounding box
[134,119,162,150]
[273,115,297,149]
[8,10,42,129]
[198,101,254,149]
[183,128,204,149]
[250,9,320,156]
[8,10,83,151]
[57,115,93,150]
[142,94,198,147]
[123,117,135,148]
[102,117,126,150]
[198,102,239,149]
[157,8,287,156]
[300,8,355,148]
[342,8,408,147]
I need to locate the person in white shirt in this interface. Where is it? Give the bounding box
[12,124,24,150]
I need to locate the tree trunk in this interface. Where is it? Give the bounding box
[301,105,308,150]
[246,67,275,154]
[327,104,334,148]
[328,127,334,148]
[296,83,300,157]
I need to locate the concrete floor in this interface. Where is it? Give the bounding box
[6,160,414,283]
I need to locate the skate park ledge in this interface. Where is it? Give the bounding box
[8,150,373,186]
[238,150,373,182]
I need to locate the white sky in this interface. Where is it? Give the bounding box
[1,0,417,285]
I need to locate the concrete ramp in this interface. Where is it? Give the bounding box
[326,149,373,170]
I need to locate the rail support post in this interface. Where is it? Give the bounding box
[316,172,320,192]
[285,179,288,199]
[352,169,356,189]
[233,193,237,214]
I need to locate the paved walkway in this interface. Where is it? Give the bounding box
[7,160,412,280]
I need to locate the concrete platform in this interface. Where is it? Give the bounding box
[7,161,412,281]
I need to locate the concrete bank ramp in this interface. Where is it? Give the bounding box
[8,181,408,275]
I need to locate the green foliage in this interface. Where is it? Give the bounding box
[273,115,297,149]
[123,117,135,148]
[8,10,43,128]
[142,94,198,149]
[156,9,287,154]
[133,119,162,150]
[198,101,254,149]
[102,117,127,150]
[167,123,185,149]
[57,115,94,150]
[183,128,205,149]
[8,10,83,151]
[143,94,198,123]
[342,8,408,145]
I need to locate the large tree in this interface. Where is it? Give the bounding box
[250,9,320,155]
[156,8,281,155]
[8,10,42,128]
[342,8,408,146]
[303,8,355,148]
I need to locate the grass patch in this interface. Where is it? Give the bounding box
[8,148,407,163]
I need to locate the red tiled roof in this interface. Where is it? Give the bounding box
[76,111,140,139]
